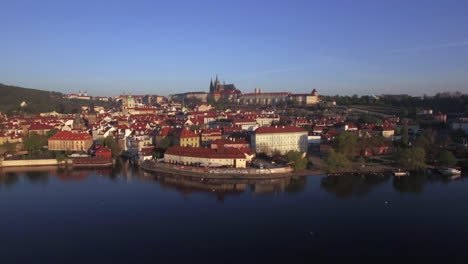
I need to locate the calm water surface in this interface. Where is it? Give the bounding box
[1,162,468,263]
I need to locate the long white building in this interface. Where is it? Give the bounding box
[251,126,308,155]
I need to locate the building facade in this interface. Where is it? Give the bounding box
[237,89,319,106]
[164,146,246,168]
[290,89,320,106]
[200,128,222,146]
[251,126,308,155]
[48,131,93,151]
[209,75,242,101]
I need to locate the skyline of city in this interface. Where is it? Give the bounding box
[1,0,468,96]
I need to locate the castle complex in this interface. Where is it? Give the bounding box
[168,75,320,106]
[209,75,242,101]
[236,88,319,106]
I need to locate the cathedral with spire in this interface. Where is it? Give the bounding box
[209,75,242,101]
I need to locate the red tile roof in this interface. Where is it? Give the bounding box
[242,92,291,96]
[49,131,92,141]
[175,128,198,138]
[255,126,306,134]
[28,123,55,131]
[158,127,198,138]
[212,138,249,146]
[201,128,222,136]
[233,118,257,124]
[166,146,245,159]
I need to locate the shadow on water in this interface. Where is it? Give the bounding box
[392,172,458,194]
[139,170,303,202]
[2,161,466,201]
[320,173,391,198]
[321,172,467,197]
[24,171,49,184]
[0,172,19,188]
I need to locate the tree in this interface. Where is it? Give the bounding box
[286,151,308,172]
[394,147,426,171]
[358,135,390,153]
[23,133,47,153]
[152,149,164,160]
[324,149,351,173]
[333,131,358,158]
[1,141,17,153]
[46,130,58,139]
[358,114,382,125]
[54,151,66,163]
[159,137,172,150]
[401,122,409,146]
[436,150,457,167]
[103,136,122,159]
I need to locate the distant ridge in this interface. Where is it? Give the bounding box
[0,83,108,114]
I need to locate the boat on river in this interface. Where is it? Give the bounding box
[393,169,409,177]
[437,167,462,176]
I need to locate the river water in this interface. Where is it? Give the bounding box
[1,162,468,263]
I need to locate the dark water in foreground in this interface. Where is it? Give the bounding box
[1,163,468,263]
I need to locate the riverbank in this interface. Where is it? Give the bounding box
[140,160,296,179]
[0,158,113,168]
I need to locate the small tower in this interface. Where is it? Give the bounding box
[73,112,85,130]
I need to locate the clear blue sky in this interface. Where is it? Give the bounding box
[1,0,468,96]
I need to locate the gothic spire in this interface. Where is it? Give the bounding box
[210,78,214,93]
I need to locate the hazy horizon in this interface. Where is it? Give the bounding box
[1,0,468,96]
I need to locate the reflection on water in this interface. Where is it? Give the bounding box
[1,161,468,262]
[0,160,306,200]
[321,174,391,198]
[1,160,465,199]
[0,172,19,187]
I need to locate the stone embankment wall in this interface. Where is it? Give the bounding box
[140,161,293,179]
[0,159,71,168]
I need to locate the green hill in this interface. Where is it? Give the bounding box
[0,83,113,115]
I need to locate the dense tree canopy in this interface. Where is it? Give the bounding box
[333,131,358,158]
[324,149,351,173]
[325,92,468,114]
[23,133,47,153]
[436,150,457,167]
[103,136,122,158]
[286,151,308,172]
[394,147,426,171]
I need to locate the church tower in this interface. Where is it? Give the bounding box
[210,78,214,93]
[73,113,85,130]
[87,102,97,126]
[214,74,220,90]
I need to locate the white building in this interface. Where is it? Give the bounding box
[251,126,308,155]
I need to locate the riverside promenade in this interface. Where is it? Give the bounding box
[0,157,112,168]
[140,160,294,180]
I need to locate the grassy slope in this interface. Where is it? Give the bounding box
[0,83,113,114]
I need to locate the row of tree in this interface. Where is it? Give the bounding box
[324,92,468,114]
